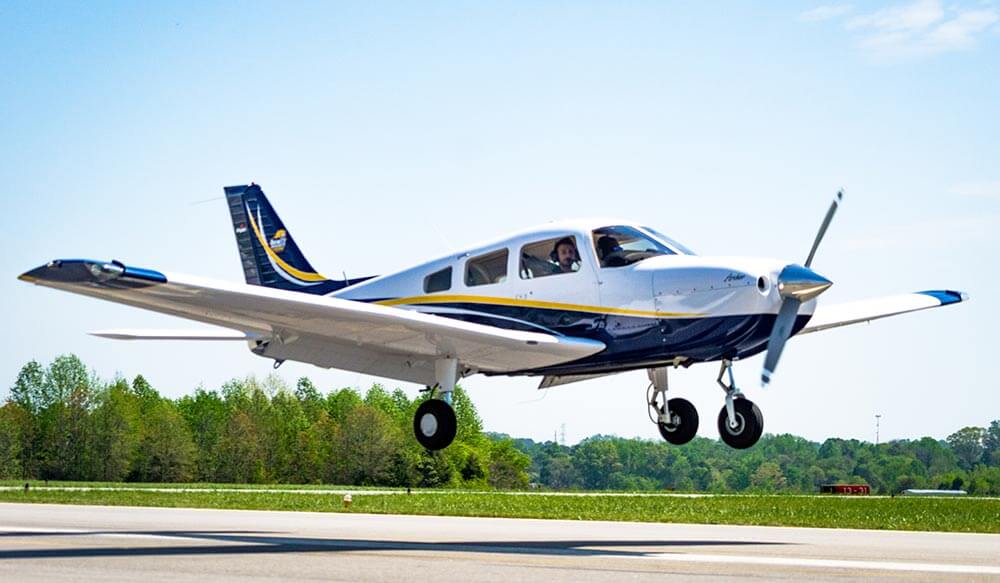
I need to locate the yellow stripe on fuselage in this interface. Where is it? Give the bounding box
[246,208,328,283]
[375,294,705,319]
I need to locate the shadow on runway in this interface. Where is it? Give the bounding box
[0,529,791,560]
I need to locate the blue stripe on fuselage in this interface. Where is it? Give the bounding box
[377,299,810,375]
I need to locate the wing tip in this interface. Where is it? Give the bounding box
[916,290,969,306]
[18,259,166,287]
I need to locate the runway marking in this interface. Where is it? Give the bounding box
[0,526,213,543]
[4,526,999,575]
[643,552,1000,575]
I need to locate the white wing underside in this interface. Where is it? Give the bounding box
[799,291,968,335]
[27,270,605,386]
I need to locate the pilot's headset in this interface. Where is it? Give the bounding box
[550,237,581,264]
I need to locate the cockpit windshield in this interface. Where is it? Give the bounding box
[592,225,683,268]
[640,226,696,256]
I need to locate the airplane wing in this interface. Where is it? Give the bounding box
[798,290,968,335]
[19,259,606,385]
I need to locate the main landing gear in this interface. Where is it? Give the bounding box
[414,358,458,450]
[647,367,699,445]
[646,360,764,449]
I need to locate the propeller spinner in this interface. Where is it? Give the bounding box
[760,190,842,386]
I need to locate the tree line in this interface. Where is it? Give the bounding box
[0,355,529,488]
[1,355,997,494]
[501,420,1000,494]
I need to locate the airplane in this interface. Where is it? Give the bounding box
[18,184,968,451]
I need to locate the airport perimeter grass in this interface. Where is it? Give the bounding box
[1,483,998,533]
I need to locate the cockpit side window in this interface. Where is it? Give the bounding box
[519,235,581,279]
[465,249,509,286]
[423,266,452,293]
[592,225,675,268]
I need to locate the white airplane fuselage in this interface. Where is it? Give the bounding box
[318,219,817,378]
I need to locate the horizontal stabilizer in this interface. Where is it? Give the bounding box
[90,328,259,341]
[538,371,622,389]
[799,290,968,335]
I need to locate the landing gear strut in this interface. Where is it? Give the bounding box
[414,358,458,450]
[647,367,698,445]
[716,359,763,449]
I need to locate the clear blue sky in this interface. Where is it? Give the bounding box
[2,1,997,444]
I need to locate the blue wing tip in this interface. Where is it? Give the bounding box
[18,259,166,286]
[916,290,969,306]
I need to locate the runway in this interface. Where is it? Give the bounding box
[0,503,997,582]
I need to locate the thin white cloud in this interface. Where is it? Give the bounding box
[800,4,854,22]
[847,0,944,32]
[950,180,1000,198]
[804,0,1000,59]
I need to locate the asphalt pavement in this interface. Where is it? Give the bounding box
[0,502,997,582]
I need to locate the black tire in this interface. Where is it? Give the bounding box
[717,398,763,449]
[413,399,457,450]
[657,398,699,445]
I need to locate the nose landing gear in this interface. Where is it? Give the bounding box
[715,359,763,449]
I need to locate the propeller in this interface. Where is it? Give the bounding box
[760,190,842,387]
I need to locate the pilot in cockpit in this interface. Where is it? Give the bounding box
[552,237,580,273]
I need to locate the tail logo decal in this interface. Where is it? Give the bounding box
[269,229,288,253]
[245,203,327,284]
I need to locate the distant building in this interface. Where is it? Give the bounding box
[820,484,870,495]
[900,489,967,496]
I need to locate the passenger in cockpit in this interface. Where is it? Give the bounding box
[552,237,580,273]
[596,235,625,267]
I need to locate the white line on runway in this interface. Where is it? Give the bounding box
[644,552,1000,575]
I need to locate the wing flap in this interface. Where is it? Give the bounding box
[799,290,968,335]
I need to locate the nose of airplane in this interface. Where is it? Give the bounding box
[776,264,832,302]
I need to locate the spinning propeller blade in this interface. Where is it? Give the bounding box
[761,191,842,387]
[804,189,843,268]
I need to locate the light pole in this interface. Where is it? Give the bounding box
[875,414,882,446]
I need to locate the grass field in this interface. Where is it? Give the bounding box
[1,482,998,533]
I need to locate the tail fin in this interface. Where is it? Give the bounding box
[224,184,361,295]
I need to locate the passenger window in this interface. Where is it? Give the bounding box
[423,267,452,293]
[465,249,508,287]
[520,236,581,279]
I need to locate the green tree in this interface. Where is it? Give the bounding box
[332,406,404,485]
[947,427,985,470]
[86,380,140,481]
[10,360,44,414]
[751,461,788,492]
[216,410,264,483]
[0,403,23,479]
[132,401,195,482]
[295,377,325,423]
[574,438,622,489]
[176,388,227,481]
[983,420,1000,466]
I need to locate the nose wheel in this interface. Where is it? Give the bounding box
[717,397,763,449]
[716,359,763,449]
